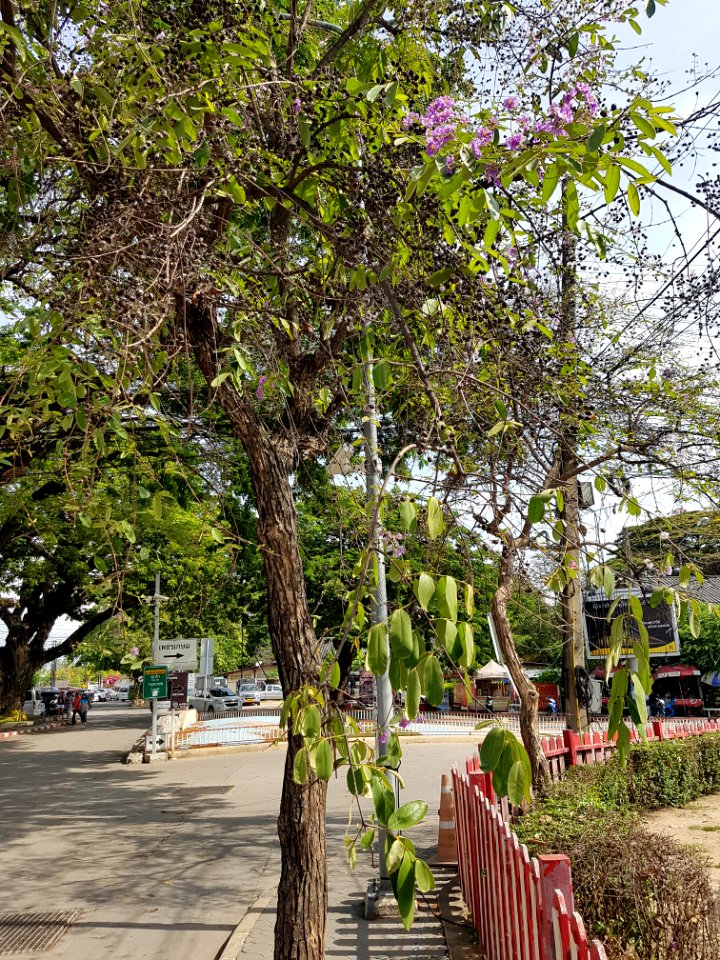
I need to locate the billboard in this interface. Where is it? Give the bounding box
[584,590,680,659]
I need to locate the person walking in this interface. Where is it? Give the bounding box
[79,692,90,725]
[71,692,82,725]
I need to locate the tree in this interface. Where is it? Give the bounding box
[0,0,701,954]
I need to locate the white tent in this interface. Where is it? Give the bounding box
[475,659,510,681]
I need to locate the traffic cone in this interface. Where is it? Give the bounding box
[435,773,457,864]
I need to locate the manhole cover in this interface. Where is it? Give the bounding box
[0,911,81,954]
[173,785,235,795]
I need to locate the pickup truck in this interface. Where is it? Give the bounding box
[188,687,240,714]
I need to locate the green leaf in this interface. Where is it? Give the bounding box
[457,622,474,670]
[366,84,384,102]
[564,180,579,230]
[299,705,321,738]
[367,624,389,675]
[480,726,505,771]
[420,654,442,706]
[435,619,458,657]
[314,739,334,780]
[406,669,421,719]
[528,496,546,524]
[414,573,435,611]
[587,124,606,153]
[359,828,375,850]
[604,163,621,203]
[541,162,560,202]
[388,799,428,831]
[329,661,341,689]
[436,576,458,621]
[396,853,416,930]
[400,500,417,533]
[483,218,501,250]
[293,746,308,784]
[428,266,453,288]
[386,837,405,873]
[627,181,640,216]
[372,359,390,390]
[415,858,436,893]
[465,583,475,616]
[507,760,529,806]
[426,497,444,540]
[390,609,413,654]
[631,111,656,139]
[371,775,395,824]
[603,565,615,599]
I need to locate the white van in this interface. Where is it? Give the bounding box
[22,687,45,717]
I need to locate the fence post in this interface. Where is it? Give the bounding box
[652,719,664,740]
[562,728,579,767]
[538,854,573,960]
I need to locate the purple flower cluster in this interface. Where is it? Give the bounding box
[384,529,405,558]
[256,375,267,400]
[292,97,302,115]
[470,127,492,158]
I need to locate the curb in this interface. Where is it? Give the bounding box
[0,730,19,739]
[437,875,481,960]
[0,721,66,739]
[216,889,273,960]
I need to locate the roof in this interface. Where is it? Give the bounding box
[475,659,509,680]
[586,576,720,605]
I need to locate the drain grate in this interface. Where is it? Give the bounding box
[173,785,235,795]
[0,911,81,954]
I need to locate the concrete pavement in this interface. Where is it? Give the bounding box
[0,704,479,959]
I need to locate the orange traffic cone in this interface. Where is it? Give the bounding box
[435,773,457,864]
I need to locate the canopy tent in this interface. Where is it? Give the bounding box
[701,671,720,688]
[475,659,510,681]
[653,664,700,680]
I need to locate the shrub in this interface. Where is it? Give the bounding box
[516,785,720,960]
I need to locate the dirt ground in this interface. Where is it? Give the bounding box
[644,794,720,892]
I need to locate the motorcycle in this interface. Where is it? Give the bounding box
[545,697,558,715]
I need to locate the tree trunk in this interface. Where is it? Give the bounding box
[0,631,35,714]
[247,439,328,960]
[491,544,551,790]
[183,298,329,960]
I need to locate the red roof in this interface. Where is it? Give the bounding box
[653,664,701,679]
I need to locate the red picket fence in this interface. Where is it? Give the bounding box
[543,717,720,783]
[453,760,607,960]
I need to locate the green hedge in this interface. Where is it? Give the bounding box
[514,733,720,960]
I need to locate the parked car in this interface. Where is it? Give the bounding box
[259,684,284,701]
[189,688,240,713]
[93,689,108,702]
[22,687,45,717]
[241,686,261,706]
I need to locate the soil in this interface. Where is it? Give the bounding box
[644,794,720,892]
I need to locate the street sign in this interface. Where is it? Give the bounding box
[156,639,198,672]
[142,665,168,700]
[145,734,166,751]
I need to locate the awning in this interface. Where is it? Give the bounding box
[653,664,701,679]
[475,659,509,681]
[701,671,720,687]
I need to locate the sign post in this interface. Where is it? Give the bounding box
[142,665,168,701]
[157,639,198,672]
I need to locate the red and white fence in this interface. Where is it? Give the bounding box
[453,760,607,960]
[543,717,720,783]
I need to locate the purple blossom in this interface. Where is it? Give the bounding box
[485,164,501,187]
[426,123,456,156]
[399,718,410,729]
[401,112,419,130]
[470,127,492,158]
[551,101,575,125]
[292,98,302,115]
[506,132,524,151]
[568,558,578,570]
[444,154,456,174]
[378,730,389,745]
[256,375,267,400]
[421,96,457,128]
[130,646,139,657]
[503,96,519,111]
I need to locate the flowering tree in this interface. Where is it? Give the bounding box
[0,0,709,954]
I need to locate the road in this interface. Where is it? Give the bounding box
[0,704,481,960]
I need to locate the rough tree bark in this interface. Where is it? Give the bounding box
[183,295,328,960]
[491,541,551,790]
[0,632,33,713]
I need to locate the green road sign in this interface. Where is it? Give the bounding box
[143,665,168,700]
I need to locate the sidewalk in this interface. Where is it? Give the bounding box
[220,832,464,960]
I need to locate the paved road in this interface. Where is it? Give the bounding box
[0,704,480,959]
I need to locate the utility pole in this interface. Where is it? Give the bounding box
[151,572,161,755]
[559,183,588,734]
[362,344,395,903]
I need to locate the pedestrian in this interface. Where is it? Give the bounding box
[64,693,73,723]
[79,692,90,725]
[71,692,81,725]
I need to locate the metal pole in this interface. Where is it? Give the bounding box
[151,572,160,755]
[362,351,395,889]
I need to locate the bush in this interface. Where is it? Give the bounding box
[517,796,720,960]
[515,748,720,960]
